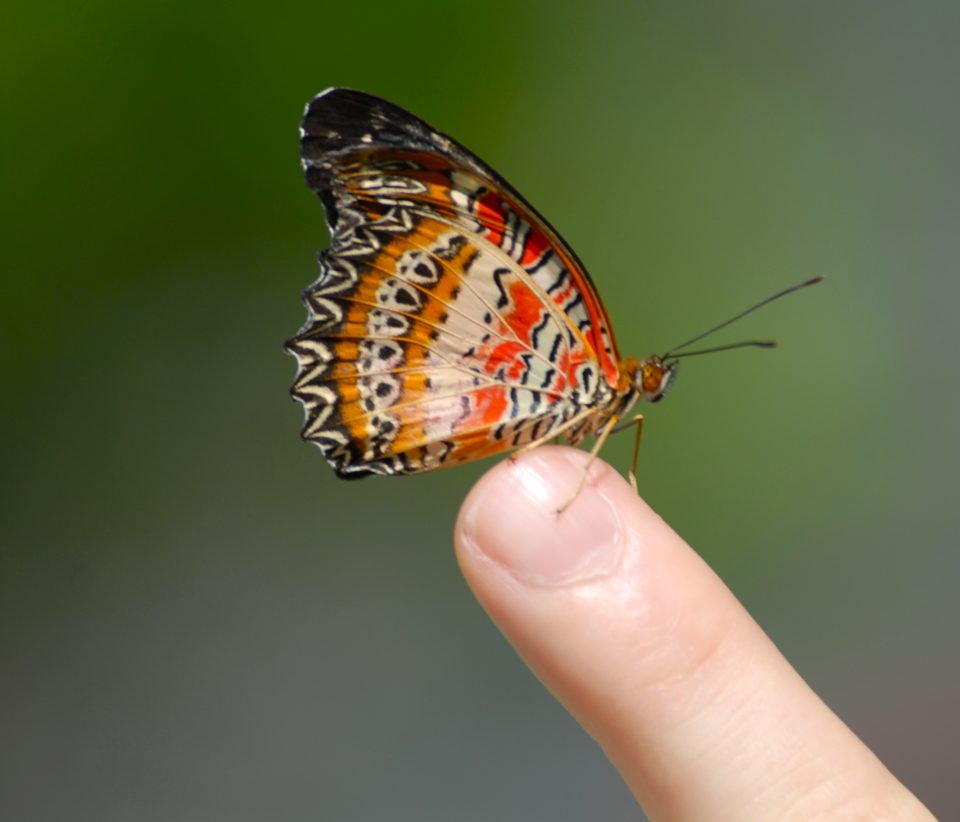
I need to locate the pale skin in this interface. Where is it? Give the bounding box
[454,447,933,820]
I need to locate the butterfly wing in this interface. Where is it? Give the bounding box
[286,88,622,477]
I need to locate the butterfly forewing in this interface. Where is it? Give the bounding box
[287,88,622,477]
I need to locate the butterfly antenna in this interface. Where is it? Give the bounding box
[662,276,823,359]
[666,340,777,359]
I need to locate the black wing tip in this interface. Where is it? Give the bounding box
[300,87,441,160]
[304,87,381,111]
[302,87,399,135]
[302,87,405,121]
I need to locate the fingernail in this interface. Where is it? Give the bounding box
[460,451,624,586]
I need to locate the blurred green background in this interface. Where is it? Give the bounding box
[3,1,957,819]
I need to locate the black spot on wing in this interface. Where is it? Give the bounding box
[528,248,555,275]
[528,418,545,442]
[434,234,468,260]
[530,313,551,350]
[565,291,585,318]
[546,265,568,294]
[580,367,594,396]
[492,267,512,309]
[517,353,535,386]
[548,334,562,364]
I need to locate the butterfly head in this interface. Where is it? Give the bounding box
[624,356,678,404]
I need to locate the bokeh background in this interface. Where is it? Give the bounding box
[3,1,958,819]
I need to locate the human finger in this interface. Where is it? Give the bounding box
[455,447,931,820]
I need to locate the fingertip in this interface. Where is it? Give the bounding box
[456,446,637,587]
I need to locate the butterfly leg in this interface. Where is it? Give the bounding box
[508,407,598,463]
[626,414,645,494]
[555,413,621,514]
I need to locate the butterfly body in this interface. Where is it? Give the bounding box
[287,89,675,478]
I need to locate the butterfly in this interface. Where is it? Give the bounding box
[286,88,818,490]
